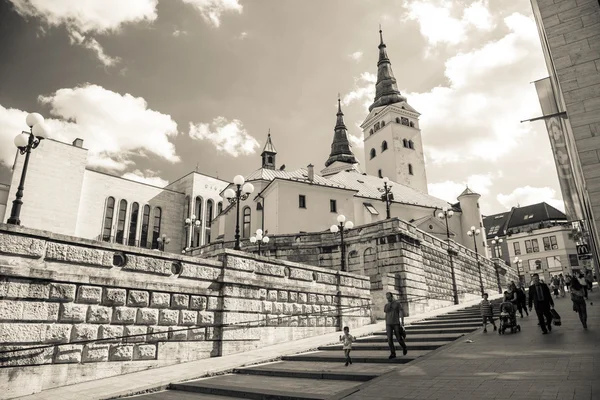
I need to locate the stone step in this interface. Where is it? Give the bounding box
[282,349,428,363]
[320,341,451,351]
[356,333,463,342]
[409,321,482,328]
[235,361,397,377]
[170,374,361,400]
[128,391,246,399]
[376,327,476,335]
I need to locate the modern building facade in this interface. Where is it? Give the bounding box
[529,0,600,281]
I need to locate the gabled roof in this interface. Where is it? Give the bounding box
[261,133,277,154]
[411,214,457,237]
[246,167,348,189]
[482,211,511,239]
[507,202,566,230]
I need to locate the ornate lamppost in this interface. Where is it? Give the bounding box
[467,226,484,295]
[157,234,170,252]
[224,175,254,250]
[491,235,504,259]
[250,229,270,255]
[435,206,458,304]
[378,177,394,219]
[7,113,51,225]
[514,257,523,286]
[330,215,354,272]
[185,214,202,248]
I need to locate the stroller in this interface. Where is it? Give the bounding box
[498,301,521,335]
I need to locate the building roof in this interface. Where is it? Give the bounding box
[261,132,277,155]
[459,187,479,197]
[325,98,359,167]
[247,167,348,190]
[482,211,511,239]
[327,171,450,209]
[483,202,567,238]
[368,29,407,112]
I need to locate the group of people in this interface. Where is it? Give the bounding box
[549,271,594,300]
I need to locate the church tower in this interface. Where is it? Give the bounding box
[261,132,277,170]
[360,29,428,193]
[321,97,360,177]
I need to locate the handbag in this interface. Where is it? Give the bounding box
[571,292,585,304]
[550,308,561,326]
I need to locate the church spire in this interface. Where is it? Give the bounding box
[261,130,277,170]
[369,28,406,112]
[325,95,358,168]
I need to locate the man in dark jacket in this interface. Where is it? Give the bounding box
[528,273,554,334]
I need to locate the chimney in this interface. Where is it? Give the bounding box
[307,164,314,182]
[72,138,84,148]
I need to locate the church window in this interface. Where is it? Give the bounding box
[194,197,203,247]
[370,129,374,135]
[299,195,306,209]
[205,200,214,244]
[116,199,128,245]
[267,156,273,164]
[374,122,380,131]
[184,196,190,247]
[330,199,337,213]
[381,120,385,127]
[409,121,414,128]
[381,141,388,152]
[128,202,139,246]
[408,164,414,175]
[396,117,401,123]
[102,197,115,242]
[242,206,251,238]
[217,201,223,214]
[401,117,410,126]
[378,169,383,178]
[151,207,162,249]
[403,139,408,148]
[408,140,414,149]
[140,205,150,248]
[363,203,379,215]
[370,148,376,159]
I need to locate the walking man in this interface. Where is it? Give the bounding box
[384,292,408,359]
[528,273,554,334]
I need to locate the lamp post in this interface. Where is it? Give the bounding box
[435,206,458,304]
[330,215,354,272]
[156,234,170,252]
[185,214,202,248]
[224,175,254,250]
[250,229,270,255]
[7,113,51,225]
[467,226,484,295]
[491,235,504,259]
[514,257,523,286]
[378,177,394,219]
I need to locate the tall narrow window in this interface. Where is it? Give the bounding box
[378,169,383,178]
[102,197,115,242]
[543,237,551,251]
[184,196,190,247]
[532,238,540,252]
[370,148,376,159]
[140,205,150,248]
[330,199,337,213]
[115,199,128,244]
[242,206,251,238]
[525,240,532,254]
[381,141,388,152]
[513,242,521,255]
[128,202,139,246]
[195,196,203,247]
[550,235,558,249]
[299,195,306,208]
[403,139,408,148]
[408,164,413,175]
[205,200,214,244]
[151,207,162,249]
[408,140,414,149]
[217,201,223,214]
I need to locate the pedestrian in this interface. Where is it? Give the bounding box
[528,273,554,334]
[384,292,408,359]
[565,274,572,293]
[559,274,566,297]
[585,270,594,292]
[578,273,588,299]
[480,292,497,332]
[516,283,529,317]
[339,326,356,366]
[551,275,560,298]
[570,278,588,329]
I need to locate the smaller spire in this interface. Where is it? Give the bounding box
[261,130,277,170]
[379,25,384,46]
[335,95,346,130]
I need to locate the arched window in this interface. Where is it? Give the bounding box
[151,207,162,249]
[140,205,151,248]
[184,196,190,247]
[403,139,408,148]
[128,202,139,246]
[205,200,214,244]
[217,201,223,214]
[369,129,374,136]
[194,196,203,247]
[381,120,385,127]
[242,206,251,238]
[381,141,388,152]
[409,121,414,127]
[408,164,414,175]
[370,148,376,159]
[396,117,400,123]
[409,140,414,149]
[102,197,115,242]
[115,199,128,244]
[374,122,380,131]
[378,169,383,178]
[267,156,273,164]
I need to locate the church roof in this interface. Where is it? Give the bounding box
[459,187,479,197]
[324,98,359,167]
[246,167,347,189]
[368,29,407,112]
[327,171,451,209]
[261,132,277,155]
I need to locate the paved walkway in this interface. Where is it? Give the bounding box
[332,287,600,400]
[14,295,501,400]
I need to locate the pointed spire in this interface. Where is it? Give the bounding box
[261,130,277,170]
[325,95,358,168]
[262,129,277,154]
[369,27,406,112]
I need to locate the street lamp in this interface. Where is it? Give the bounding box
[224,175,254,250]
[156,234,171,252]
[435,206,458,304]
[467,225,484,295]
[491,235,504,259]
[185,214,202,248]
[514,257,523,286]
[378,177,394,219]
[330,215,354,272]
[7,113,51,225]
[250,229,270,255]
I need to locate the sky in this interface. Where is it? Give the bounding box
[0,0,565,215]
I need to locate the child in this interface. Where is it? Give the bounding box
[480,293,497,333]
[339,326,356,366]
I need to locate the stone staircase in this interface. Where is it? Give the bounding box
[127,303,497,400]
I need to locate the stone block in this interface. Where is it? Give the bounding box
[147,326,169,342]
[87,305,112,324]
[289,268,313,281]
[99,325,124,343]
[0,345,53,367]
[71,324,98,341]
[127,290,149,307]
[169,326,188,340]
[180,310,197,326]
[59,303,87,322]
[137,308,159,325]
[188,327,206,341]
[103,288,126,306]
[3,278,49,300]
[298,293,307,303]
[82,344,109,362]
[0,323,45,344]
[273,302,284,314]
[109,344,133,361]
[124,255,170,276]
[45,324,71,343]
[317,273,336,285]
[190,296,207,310]
[76,285,103,304]
[316,294,325,304]
[207,296,219,311]
[49,283,76,302]
[172,294,190,309]
[267,290,277,301]
[150,292,171,308]
[258,289,267,300]
[308,293,317,304]
[112,307,136,324]
[283,303,293,315]
[197,311,214,326]
[179,263,221,280]
[45,242,112,267]
[133,344,157,360]
[0,233,45,258]
[277,291,288,302]
[227,256,257,272]
[255,263,284,276]
[262,301,272,313]
[159,309,179,325]
[292,303,302,315]
[124,326,147,343]
[0,300,23,321]
[54,344,83,363]
[289,316,299,327]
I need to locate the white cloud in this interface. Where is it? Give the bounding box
[428,173,494,203]
[0,105,30,168]
[497,186,565,212]
[69,31,120,67]
[189,117,259,157]
[349,51,363,62]
[343,72,376,111]
[173,29,188,37]
[122,169,169,187]
[348,132,364,149]
[180,0,243,27]
[239,31,248,39]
